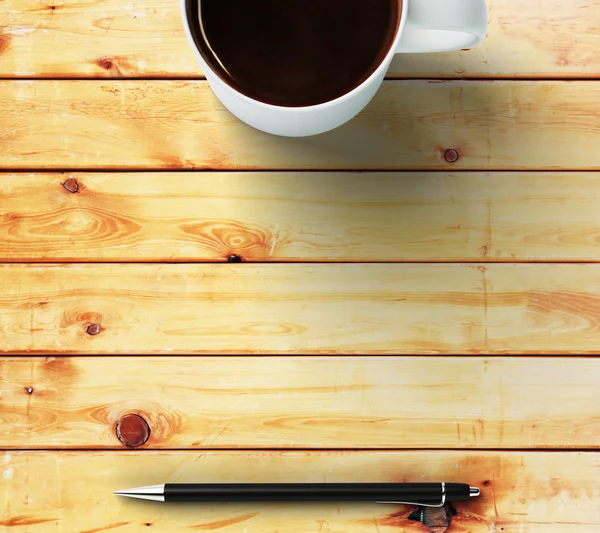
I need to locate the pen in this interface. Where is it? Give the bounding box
[115,482,480,506]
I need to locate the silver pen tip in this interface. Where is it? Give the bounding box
[469,487,481,497]
[113,484,165,502]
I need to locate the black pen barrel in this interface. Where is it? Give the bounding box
[445,482,473,502]
[164,483,472,503]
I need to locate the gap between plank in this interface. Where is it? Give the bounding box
[2,261,600,265]
[1,447,599,453]
[3,77,600,82]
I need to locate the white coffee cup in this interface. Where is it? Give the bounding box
[181,0,488,137]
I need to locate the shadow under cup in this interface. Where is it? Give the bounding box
[184,0,402,108]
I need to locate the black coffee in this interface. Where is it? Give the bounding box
[187,0,400,107]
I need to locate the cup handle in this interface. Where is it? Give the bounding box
[396,0,488,53]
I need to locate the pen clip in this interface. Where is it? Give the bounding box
[376,482,446,508]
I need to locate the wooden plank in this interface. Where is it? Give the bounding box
[2,81,600,170]
[3,171,600,262]
[1,0,599,78]
[2,264,600,354]
[1,451,599,532]
[1,356,599,449]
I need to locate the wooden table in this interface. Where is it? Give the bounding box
[1,1,600,531]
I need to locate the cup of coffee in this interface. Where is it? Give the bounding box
[181,0,487,137]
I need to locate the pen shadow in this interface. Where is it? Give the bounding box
[119,500,415,529]
[116,499,487,530]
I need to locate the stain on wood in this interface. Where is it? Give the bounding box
[368,509,414,529]
[189,513,259,530]
[79,522,131,533]
[41,355,81,385]
[4,81,600,170]
[0,515,57,527]
[0,34,11,57]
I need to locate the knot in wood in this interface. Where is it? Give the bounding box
[444,149,460,163]
[116,414,151,448]
[86,323,102,336]
[97,57,114,70]
[62,178,79,194]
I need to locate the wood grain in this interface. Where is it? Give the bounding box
[1,356,599,449]
[1,451,599,532]
[3,80,600,170]
[1,0,599,78]
[2,264,600,354]
[3,171,600,262]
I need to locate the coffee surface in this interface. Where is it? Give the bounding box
[193,0,400,107]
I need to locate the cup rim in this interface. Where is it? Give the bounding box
[181,0,408,112]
